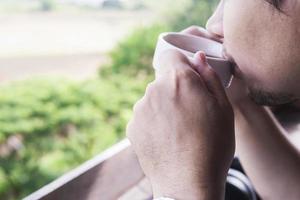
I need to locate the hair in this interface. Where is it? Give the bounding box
[248,87,296,106]
[265,0,282,10]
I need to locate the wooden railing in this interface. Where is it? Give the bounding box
[24,140,149,200]
[24,108,300,200]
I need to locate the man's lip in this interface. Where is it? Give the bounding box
[222,46,235,63]
[221,46,241,77]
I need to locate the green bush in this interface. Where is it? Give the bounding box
[100,24,167,78]
[0,76,150,200]
[0,1,218,199]
[100,0,218,79]
[167,0,219,31]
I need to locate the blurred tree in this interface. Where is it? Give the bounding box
[100,24,167,78]
[100,0,219,78]
[40,0,56,11]
[167,0,219,31]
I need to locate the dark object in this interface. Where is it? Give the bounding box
[231,156,246,173]
[225,169,257,200]
[224,157,261,200]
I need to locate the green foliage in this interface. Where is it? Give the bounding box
[100,24,167,78]
[167,0,219,31]
[0,0,218,199]
[100,0,218,79]
[0,76,150,200]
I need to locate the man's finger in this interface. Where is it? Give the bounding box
[193,51,229,105]
[155,49,192,76]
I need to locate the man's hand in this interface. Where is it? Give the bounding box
[182,26,300,200]
[126,50,235,200]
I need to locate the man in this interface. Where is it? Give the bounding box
[126,0,300,199]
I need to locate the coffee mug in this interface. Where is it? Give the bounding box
[153,32,233,88]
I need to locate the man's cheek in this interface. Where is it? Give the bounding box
[223,18,259,73]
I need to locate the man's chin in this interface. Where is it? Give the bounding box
[248,87,296,106]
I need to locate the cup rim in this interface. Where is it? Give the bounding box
[159,32,229,62]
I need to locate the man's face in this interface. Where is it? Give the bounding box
[206,0,300,106]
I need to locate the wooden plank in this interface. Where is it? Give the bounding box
[24,139,145,200]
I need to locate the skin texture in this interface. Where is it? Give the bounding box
[209,0,300,105]
[190,0,300,199]
[127,51,235,200]
[127,0,300,199]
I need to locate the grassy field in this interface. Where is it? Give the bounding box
[0,4,156,83]
[0,9,155,58]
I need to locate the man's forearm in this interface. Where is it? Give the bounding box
[234,101,300,200]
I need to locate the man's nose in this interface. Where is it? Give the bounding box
[206,1,224,38]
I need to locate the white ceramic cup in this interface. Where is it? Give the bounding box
[153,32,233,88]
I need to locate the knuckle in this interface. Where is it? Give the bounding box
[189,25,199,29]
[175,68,199,85]
[205,66,218,78]
[186,25,199,32]
[125,119,134,138]
[161,49,187,64]
[144,82,160,107]
[175,68,192,79]
[133,82,159,114]
[159,50,190,73]
[161,49,180,58]
[145,81,157,96]
[203,67,222,84]
[132,98,144,113]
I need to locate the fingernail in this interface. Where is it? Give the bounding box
[194,51,207,62]
[199,52,207,63]
[193,51,208,72]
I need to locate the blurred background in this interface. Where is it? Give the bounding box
[0,0,218,199]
